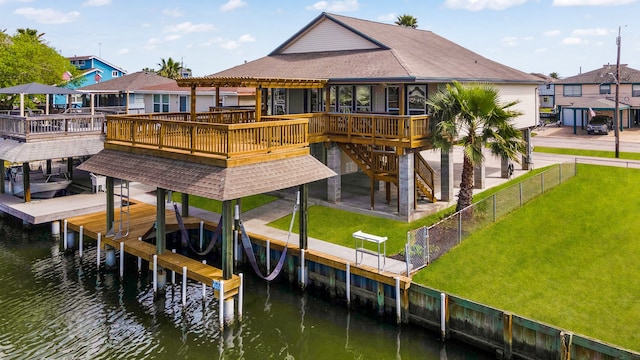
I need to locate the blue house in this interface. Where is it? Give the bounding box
[54,55,127,108]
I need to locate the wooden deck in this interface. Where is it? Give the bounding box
[65,202,240,299]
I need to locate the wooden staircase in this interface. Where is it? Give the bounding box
[337,143,436,203]
[415,152,437,203]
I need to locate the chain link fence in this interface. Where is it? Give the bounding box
[405,161,576,274]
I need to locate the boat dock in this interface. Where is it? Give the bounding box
[63,201,241,300]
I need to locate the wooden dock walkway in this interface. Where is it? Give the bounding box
[65,202,240,299]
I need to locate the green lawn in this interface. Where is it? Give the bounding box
[268,166,554,255]
[412,164,640,351]
[171,192,278,213]
[534,145,640,160]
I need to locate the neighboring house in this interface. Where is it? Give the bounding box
[78,71,253,113]
[531,73,558,121]
[555,64,640,128]
[178,12,542,218]
[55,55,127,108]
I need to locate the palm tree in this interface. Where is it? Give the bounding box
[427,81,525,211]
[17,28,45,42]
[395,14,418,29]
[156,57,181,79]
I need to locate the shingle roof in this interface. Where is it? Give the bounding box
[78,149,336,201]
[0,135,104,162]
[211,13,540,84]
[78,71,174,92]
[556,64,640,84]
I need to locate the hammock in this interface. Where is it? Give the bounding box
[240,194,299,281]
[173,203,221,256]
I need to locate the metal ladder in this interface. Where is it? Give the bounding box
[106,179,130,240]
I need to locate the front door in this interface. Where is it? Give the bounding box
[179,96,187,112]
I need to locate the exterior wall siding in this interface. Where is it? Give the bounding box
[281,19,379,54]
[495,84,539,130]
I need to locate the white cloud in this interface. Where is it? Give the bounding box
[164,22,215,34]
[444,0,527,11]
[162,7,183,17]
[377,13,396,22]
[543,30,561,37]
[563,37,585,44]
[522,36,534,41]
[116,48,129,55]
[220,0,246,12]
[220,40,239,50]
[82,0,110,6]
[306,0,360,12]
[571,28,608,36]
[165,34,181,42]
[534,48,548,53]
[238,34,255,43]
[14,7,80,24]
[552,0,636,5]
[501,36,519,47]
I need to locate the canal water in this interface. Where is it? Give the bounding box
[0,217,490,359]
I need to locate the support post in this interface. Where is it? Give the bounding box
[106,177,114,233]
[440,148,454,202]
[398,152,414,218]
[181,192,189,218]
[201,260,207,301]
[156,188,166,255]
[119,242,124,278]
[474,160,485,189]
[63,219,68,251]
[395,277,401,324]
[96,233,101,268]
[346,262,351,306]
[299,184,308,250]
[238,273,243,320]
[79,226,84,258]
[300,249,306,289]
[153,255,158,294]
[219,281,225,328]
[221,200,233,279]
[326,143,342,203]
[22,162,30,203]
[182,266,187,307]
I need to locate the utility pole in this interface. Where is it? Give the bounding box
[614,26,621,158]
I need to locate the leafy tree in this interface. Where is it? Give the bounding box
[395,14,418,29]
[156,57,182,79]
[549,72,559,79]
[0,29,80,109]
[427,81,525,211]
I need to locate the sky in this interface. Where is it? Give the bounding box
[1,0,638,79]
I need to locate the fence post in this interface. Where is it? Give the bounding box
[425,226,430,265]
[492,194,497,222]
[405,242,410,276]
[519,182,523,206]
[457,212,462,245]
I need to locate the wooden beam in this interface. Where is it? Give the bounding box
[156,188,166,255]
[222,200,233,279]
[255,87,262,122]
[190,85,196,121]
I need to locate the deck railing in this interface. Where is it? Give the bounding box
[106,116,308,158]
[263,112,431,144]
[125,110,257,124]
[0,113,106,141]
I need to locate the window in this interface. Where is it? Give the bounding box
[633,84,640,97]
[338,86,353,113]
[309,88,324,112]
[112,71,119,77]
[78,60,85,66]
[407,85,427,114]
[599,84,611,95]
[355,86,371,112]
[386,86,399,114]
[563,85,582,97]
[153,94,170,113]
[273,88,286,115]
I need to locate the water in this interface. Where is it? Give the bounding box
[0,218,490,359]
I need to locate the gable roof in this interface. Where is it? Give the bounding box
[556,64,640,84]
[211,13,540,84]
[68,55,127,74]
[78,71,174,92]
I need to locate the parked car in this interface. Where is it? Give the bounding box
[587,115,612,135]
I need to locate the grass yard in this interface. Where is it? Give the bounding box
[268,166,553,255]
[170,192,278,213]
[413,164,640,351]
[534,145,640,161]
